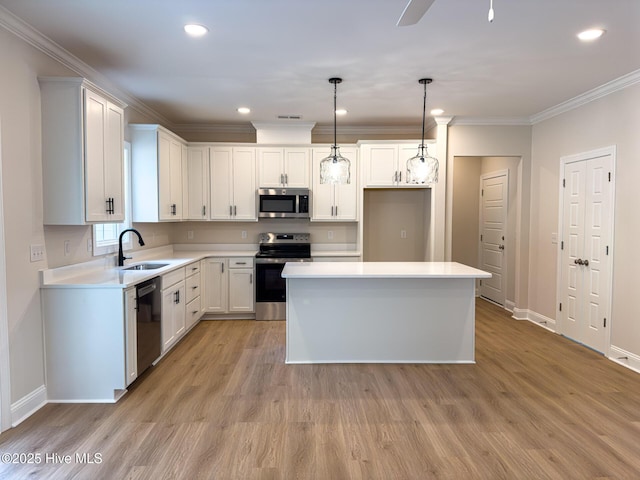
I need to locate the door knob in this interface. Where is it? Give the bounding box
[583,259,589,267]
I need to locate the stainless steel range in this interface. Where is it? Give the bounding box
[255,233,311,320]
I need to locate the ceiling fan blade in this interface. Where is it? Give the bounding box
[396,0,437,26]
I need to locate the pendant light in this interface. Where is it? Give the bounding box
[406,78,438,185]
[319,78,351,184]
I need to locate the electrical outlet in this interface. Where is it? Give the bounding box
[187,230,194,240]
[30,244,45,262]
[327,230,334,240]
[64,240,71,257]
[400,230,407,239]
[241,230,247,239]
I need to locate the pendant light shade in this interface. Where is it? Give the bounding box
[320,78,351,184]
[406,78,438,185]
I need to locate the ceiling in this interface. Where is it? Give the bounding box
[1,0,639,130]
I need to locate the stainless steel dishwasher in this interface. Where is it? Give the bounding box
[136,277,162,375]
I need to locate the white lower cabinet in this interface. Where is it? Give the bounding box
[185,261,203,330]
[203,257,228,313]
[124,287,138,386]
[161,267,186,353]
[203,257,255,315]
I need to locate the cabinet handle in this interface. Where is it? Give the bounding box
[171,204,177,215]
[192,310,198,314]
[221,263,224,274]
[335,205,338,216]
[583,259,589,267]
[250,273,253,284]
[229,205,233,216]
[398,171,402,182]
[202,205,206,217]
[192,267,198,271]
[174,290,180,304]
[393,171,398,183]
[234,205,237,216]
[285,173,288,185]
[280,174,284,185]
[192,285,198,290]
[236,261,247,265]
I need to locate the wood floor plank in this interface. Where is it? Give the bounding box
[1,300,640,479]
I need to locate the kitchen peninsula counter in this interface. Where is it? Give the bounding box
[282,262,491,364]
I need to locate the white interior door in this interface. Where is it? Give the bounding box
[480,172,508,305]
[559,149,614,354]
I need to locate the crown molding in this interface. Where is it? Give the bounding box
[313,118,437,136]
[449,116,532,126]
[530,69,640,124]
[172,123,256,134]
[0,5,171,126]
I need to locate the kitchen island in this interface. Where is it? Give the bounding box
[282,262,491,364]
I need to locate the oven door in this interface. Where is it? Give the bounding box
[255,260,287,320]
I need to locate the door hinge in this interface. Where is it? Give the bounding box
[604,318,607,327]
[608,172,611,182]
[563,178,566,187]
[559,303,562,312]
[561,240,564,250]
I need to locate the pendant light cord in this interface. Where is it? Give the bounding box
[420,81,427,152]
[333,80,338,150]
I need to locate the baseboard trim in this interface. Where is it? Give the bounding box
[504,300,515,313]
[11,385,47,427]
[609,345,640,375]
[511,308,557,332]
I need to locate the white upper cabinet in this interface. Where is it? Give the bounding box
[361,142,434,188]
[258,147,310,188]
[130,125,186,222]
[311,146,358,221]
[210,146,257,221]
[39,77,126,225]
[184,146,209,220]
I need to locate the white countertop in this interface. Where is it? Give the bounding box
[282,261,492,279]
[40,247,258,289]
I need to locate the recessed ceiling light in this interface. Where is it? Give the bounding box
[237,107,251,114]
[184,24,208,37]
[335,109,348,116]
[577,28,605,41]
[430,108,444,115]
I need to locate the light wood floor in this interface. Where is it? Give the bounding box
[1,300,640,479]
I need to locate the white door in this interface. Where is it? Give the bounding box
[231,147,257,220]
[209,147,233,220]
[559,151,614,353]
[283,148,310,188]
[228,268,254,312]
[479,172,508,306]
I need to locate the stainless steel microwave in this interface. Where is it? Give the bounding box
[257,188,311,219]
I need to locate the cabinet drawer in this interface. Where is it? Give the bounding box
[162,267,185,290]
[186,296,202,330]
[185,271,201,304]
[229,257,254,269]
[185,261,201,276]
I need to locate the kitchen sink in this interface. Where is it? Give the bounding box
[123,263,169,271]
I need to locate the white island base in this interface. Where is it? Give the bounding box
[282,262,491,364]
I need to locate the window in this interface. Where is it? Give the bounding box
[92,141,132,256]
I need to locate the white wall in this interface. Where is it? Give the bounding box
[530,83,640,356]
[0,27,74,408]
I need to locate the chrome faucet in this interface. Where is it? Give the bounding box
[118,228,145,266]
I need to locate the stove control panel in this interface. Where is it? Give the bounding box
[259,233,310,244]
